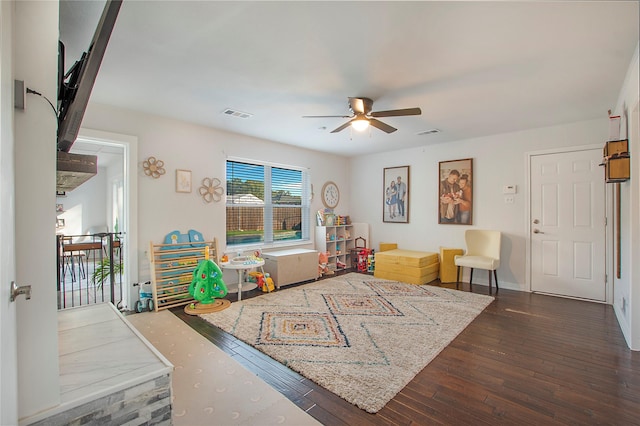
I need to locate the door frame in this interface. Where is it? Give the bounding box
[1,0,18,421]
[77,128,139,309]
[525,143,612,303]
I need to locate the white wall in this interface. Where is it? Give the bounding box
[612,43,639,349]
[56,166,108,236]
[81,103,350,283]
[105,155,124,233]
[349,118,608,291]
[13,0,60,419]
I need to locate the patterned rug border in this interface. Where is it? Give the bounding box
[200,273,494,413]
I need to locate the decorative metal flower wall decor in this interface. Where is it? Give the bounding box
[142,156,166,178]
[198,177,224,203]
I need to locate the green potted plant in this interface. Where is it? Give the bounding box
[91,257,123,289]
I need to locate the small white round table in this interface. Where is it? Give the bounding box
[220,259,265,301]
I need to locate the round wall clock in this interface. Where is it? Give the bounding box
[321,181,340,209]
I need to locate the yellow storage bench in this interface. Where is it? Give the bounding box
[379,242,398,252]
[374,249,439,285]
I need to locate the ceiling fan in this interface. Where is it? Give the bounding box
[303,97,421,134]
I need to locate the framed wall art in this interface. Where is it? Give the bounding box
[383,165,409,223]
[176,169,192,193]
[438,158,473,225]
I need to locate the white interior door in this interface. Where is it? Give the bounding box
[530,148,606,301]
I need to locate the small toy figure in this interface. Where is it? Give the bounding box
[318,251,334,276]
[262,273,275,292]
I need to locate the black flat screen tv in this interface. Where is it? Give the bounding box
[57,0,122,152]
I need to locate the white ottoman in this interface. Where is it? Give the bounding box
[262,248,318,288]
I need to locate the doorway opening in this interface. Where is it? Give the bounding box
[56,129,138,310]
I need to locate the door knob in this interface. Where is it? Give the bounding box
[533,219,540,224]
[533,229,544,234]
[10,281,31,302]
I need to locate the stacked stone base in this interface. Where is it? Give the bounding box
[30,374,172,426]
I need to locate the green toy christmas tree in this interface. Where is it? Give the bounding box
[188,259,228,304]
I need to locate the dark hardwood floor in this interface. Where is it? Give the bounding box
[172,274,640,425]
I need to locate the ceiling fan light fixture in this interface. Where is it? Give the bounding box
[304,97,420,134]
[351,118,370,132]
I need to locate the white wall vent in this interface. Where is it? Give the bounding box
[417,129,440,136]
[222,108,253,119]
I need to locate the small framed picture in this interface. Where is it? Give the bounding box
[56,204,64,213]
[383,166,410,223]
[438,158,473,225]
[176,169,192,193]
[56,218,65,229]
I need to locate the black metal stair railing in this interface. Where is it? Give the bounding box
[56,232,124,310]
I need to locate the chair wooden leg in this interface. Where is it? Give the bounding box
[488,270,492,295]
[456,266,460,290]
[469,268,474,292]
[494,269,499,291]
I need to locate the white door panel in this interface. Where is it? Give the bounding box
[530,149,606,301]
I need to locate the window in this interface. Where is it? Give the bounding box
[226,159,310,247]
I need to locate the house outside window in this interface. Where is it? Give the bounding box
[226,159,310,248]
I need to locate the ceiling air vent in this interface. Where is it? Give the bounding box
[417,129,440,136]
[222,108,253,119]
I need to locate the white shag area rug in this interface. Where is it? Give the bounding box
[200,273,494,413]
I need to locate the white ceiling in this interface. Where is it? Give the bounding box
[70,139,123,169]
[59,1,639,158]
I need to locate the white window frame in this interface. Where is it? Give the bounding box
[226,157,311,249]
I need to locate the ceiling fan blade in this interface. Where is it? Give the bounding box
[302,115,351,118]
[330,119,355,133]
[348,97,373,115]
[369,118,397,133]
[370,107,422,117]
